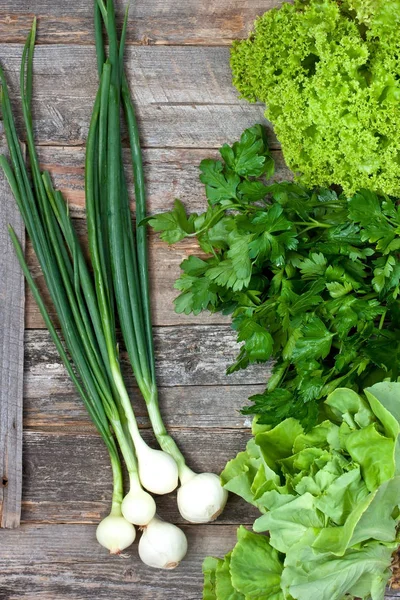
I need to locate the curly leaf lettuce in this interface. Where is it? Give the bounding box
[231,0,400,196]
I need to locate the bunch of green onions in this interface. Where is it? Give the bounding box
[0,0,227,567]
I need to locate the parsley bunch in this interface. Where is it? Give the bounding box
[150,125,400,428]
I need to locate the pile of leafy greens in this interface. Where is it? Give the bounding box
[230,0,400,196]
[204,382,400,600]
[150,125,400,429]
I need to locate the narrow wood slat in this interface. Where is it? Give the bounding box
[1,44,270,147]
[0,523,397,599]
[21,429,258,525]
[0,134,24,528]
[23,384,262,429]
[35,146,290,219]
[0,0,284,46]
[24,327,271,388]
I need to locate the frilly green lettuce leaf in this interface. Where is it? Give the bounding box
[203,556,220,600]
[215,554,245,600]
[253,493,325,553]
[325,387,375,429]
[345,424,396,491]
[255,418,304,470]
[282,541,394,600]
[230,527,284,599]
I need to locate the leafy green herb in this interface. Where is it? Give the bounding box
[150,125,400,428]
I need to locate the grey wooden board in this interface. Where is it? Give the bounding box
[21,429,259,525]
[0,0,284,46]
[0,523,239,600]
[0,523,397,599]
[0,134,24,528]
[24,327,271,388]
[0,44,272,147]
[33,146,291,219]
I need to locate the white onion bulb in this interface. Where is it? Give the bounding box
[96,514,136,554]
[177,471,228,523]
[121,488,156,526]
[138,516,188,569]
[136,443,179,495]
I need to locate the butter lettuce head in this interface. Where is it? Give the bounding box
[231,0,400,196]
[208,383,400,600]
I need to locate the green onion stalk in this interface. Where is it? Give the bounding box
[0,20,156,551]
[95,0,228,524]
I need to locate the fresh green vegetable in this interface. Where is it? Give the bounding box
[95,0,228,524]
[150,125,400,428]
[230,0,400,196]
[204,382,400,600]
[0,18,138,553]
[0,0,228,562]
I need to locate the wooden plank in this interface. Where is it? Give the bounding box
[0,133,24,529]
[24,328,271,388]
[0,523,397,599]
[23,384,263,429]
[21,429,258,525]
[34,147,291,219]
[0,44,270,147]
[0,523,239,600]
[0,0,285,46]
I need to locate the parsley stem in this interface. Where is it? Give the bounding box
[186,203,247,237]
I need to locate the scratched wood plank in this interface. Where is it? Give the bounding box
[23,384,262,430]
[25,225,229,329]
[0,0,284,46]
[0,44,270,147]
[24,328,271,388]
[0,523,238,600]
[0,134,24,529]
[0,523,397,599]
[21,429,258,525]
[34,146,290,219]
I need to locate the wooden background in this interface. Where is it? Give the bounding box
[0,1,399,598]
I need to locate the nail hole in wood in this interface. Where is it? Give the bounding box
[2,477,8,487]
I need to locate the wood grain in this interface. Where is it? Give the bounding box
[0,523,397,599]
[24,328,271,389]
[0,0,284,46]
[0,134,24,529]
[0,523,239,600]
[0,44,271,147]
[23,384,263,430]
[21,429,258,525]
[35,146,291,219]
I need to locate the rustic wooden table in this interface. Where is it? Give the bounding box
[0,1,399,598]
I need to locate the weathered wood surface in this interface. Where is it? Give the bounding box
[24,328,271,388]
[21,430,259,524]
[0,44,271,147]
[34,146,290,219]
[0,135,24,529]
[0,0,283,46]
[0,523,239,600]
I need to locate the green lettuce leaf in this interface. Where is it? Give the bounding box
[230,527,284,599]
[282,541,394,600]
[203,556,220,600]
